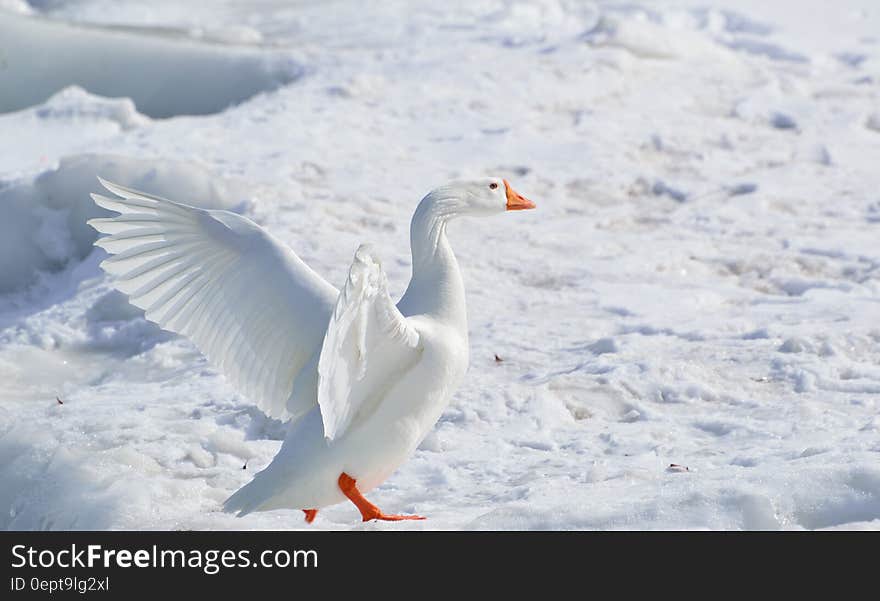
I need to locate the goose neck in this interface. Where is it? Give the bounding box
[400,195,466,327]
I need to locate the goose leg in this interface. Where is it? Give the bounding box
[302,509,318,524]
[338,472,426,522]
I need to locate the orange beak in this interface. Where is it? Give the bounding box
[504,179,536,211]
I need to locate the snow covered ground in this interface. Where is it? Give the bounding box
[1,0,878,530]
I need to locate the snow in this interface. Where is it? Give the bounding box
[0,12,301,117]
[0,153,249,294]
[1,1,878,530]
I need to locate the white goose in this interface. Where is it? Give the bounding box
[88,177,535,523]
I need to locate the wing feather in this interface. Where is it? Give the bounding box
[88,178,337,419]
[317,245,421,441]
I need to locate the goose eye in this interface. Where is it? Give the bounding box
[489,182,498,190]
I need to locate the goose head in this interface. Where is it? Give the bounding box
[404,176,535,314]
[423,177,536,218]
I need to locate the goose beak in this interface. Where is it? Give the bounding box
[504,180,536,211]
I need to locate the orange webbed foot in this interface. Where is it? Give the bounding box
[365,512,426,522]
[303,509,318,524]
[338,472,427,522]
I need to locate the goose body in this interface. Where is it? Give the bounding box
[88,177,535,522]
[230,312,468,513]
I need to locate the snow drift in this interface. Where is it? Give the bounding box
[0,13,303,118]
[0,154,250,293]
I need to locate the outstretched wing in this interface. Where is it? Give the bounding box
[87,178,337,419]
[317,245,421,441]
